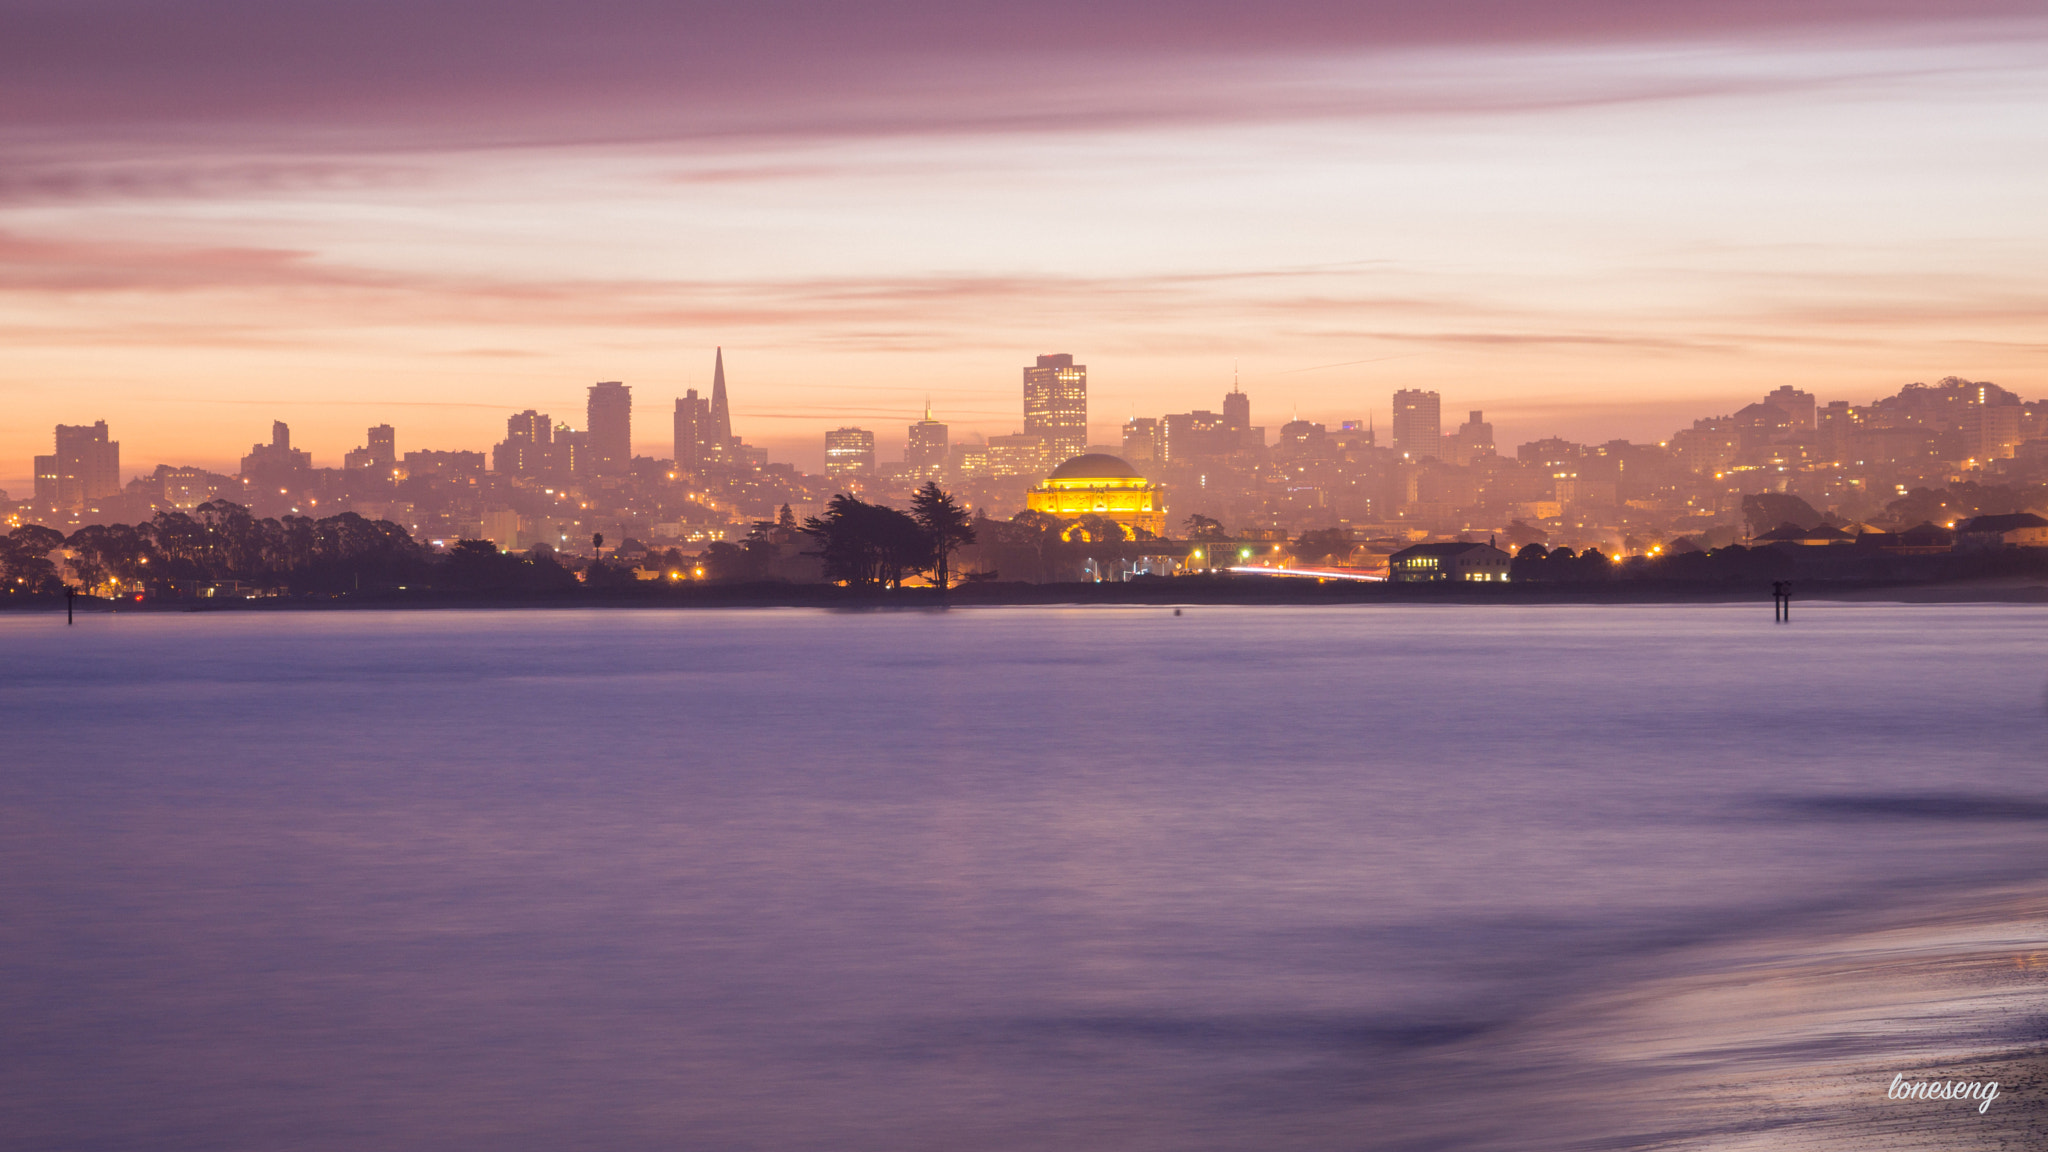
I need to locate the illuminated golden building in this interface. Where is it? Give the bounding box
[1025,454,1166,538]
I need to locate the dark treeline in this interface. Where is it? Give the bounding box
[2,501,433,596]
[0,486,985,600]
[796,484,977,587]
[1510,541,2048,585]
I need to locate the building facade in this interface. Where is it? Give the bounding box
[1024,353,1088,462]
[586,381,632,476]
[905,404,948,475]
[674,391,710,471]
[824,427,876,479]
[34,421,122,510]
[986,433,1051,477]
[240,421,312,480]
[1388,541,1512,582]
[1161,410,1228,463]
[1392,390,1442,460]
[1121,418,1160,463]
[1444,410,1494,467]
[345,424,397,471]
[493,410,554,477]
[1024,454,1166,537]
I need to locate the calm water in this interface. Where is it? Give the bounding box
[4,603,2047,1150]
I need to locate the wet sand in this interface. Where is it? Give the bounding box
[1459,889,2048,1150]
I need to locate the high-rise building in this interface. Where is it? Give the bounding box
[1023,353,1088,463]
[1221,382,1264,449]
[824,427,876,479]
[710,347,733,448]
[32,455,59,503]
[905,403,948,475]
[241,421,312,480]
[368,424,395,468]
[345,424,397,471]
[1764,385,1817,430]
[1391,390,1442,460]
[949,443,991,478]
[1122,417,1161,464]
[554,425,591,479]
[1223,385,1249,431]
[162,467,221,510]
[1444,410,1495,467]
[493,410,553,477]
[1971,401,2024,461]
[674,390,709,471]
[986,432,1051,477]
[34,421,121,509]
[1161,410,1228,463]
[587,381,632,475]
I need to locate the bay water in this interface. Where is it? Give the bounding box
[4,604,2046,1150]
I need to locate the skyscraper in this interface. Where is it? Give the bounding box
[1444,410,1495,467]
[1161,411,1228,463]
[367,424,395,469]
[33,421,120,509]
[1391,389,1442,460]
[346,424,397,471]
[674,390,710,471]
[1221,382,1263,450]
[240,421,311,479]
[1023,353,1087,463]
[493,410,552,477]
[824,427,875,479]
[1121,417,1160,464]
[1223,384,1249,432]
[710,347,733,449]
[587,381,632,476]
[905,403,948,475]
[1764,385,1817,430]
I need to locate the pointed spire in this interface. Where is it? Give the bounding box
[924,396,933,422]
[709,347,732,446]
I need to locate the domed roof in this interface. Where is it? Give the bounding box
[1048,453,1143,480]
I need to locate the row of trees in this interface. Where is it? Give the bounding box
[1,486,990,598]
[2,503,431,595]
[797,483,977,587]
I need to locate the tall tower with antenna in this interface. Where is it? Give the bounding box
[906,400,949,476]
[1223,366,1249,432]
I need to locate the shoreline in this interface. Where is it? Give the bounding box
[1500,884,2048,1151]
[9,575,2048,613]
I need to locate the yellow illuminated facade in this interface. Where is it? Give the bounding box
[1026,454,1166,538]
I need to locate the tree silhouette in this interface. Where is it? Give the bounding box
[1068,514,1128,544]
[2,525,66,594]
[1182,513,1227,541]
[910,481,976,589]
[800,494,932,587]
[1290,528,1351,566]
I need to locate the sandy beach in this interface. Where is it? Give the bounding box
[1451,888,2048,1150]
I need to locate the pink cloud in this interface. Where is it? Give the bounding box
[1,1,2039,151]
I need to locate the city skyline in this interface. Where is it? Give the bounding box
[10,8,2048,1151]
[2,2,2042,492]
[7,356,2029,494]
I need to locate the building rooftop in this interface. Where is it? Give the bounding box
[1047,453,1143,481]
[1389,541,1498,560]
[1956,513,2048,534]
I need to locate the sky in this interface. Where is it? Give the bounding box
[2,0,2044,485]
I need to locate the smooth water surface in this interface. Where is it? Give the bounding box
[4,603,2046,1150]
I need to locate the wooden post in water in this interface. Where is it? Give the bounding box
[1771,581,1791,623]
[66,586,75,625]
